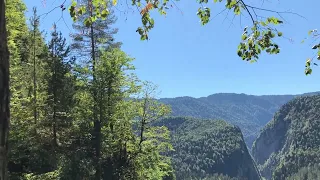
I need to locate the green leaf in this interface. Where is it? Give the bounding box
[277,32,283,37]
[260,21,267,26]
[305,68,312,75]
[254,44,259,52]
[71,0,77,7]
[312,45,318,49]
[113,0,117,5]
[199,0,209,3]
[141,34,147,40]
[150,18,155,26]
[277,20,283,24]
[241,34,247,41]
[68,4,77,21]
[254,30,260,38]
[197,7,211,25]
[91,16,97,22]
[101,9,109,19]
[306,59,311,66]
[84,18,91,27]
[230,0,237,7]
[234,5,240,15]
[78,8,83,15]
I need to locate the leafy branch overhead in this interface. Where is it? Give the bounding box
[67,0,304,70]
[304,29,320,75]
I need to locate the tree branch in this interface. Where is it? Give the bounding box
[244,3,307,20]
[39,0,67,19]
[239,0,255,24]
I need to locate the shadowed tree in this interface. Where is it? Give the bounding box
[0,0,10,179]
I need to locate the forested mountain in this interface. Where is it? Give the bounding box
[252,95,320,180]
[159,92,320,148]
[153,117,261,180]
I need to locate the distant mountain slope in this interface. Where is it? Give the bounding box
[252,95,320,180]
[159,92,320,148]
[154,117,261,180]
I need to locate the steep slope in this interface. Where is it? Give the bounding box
[154,117,261,180]
[286,164,320,180]
[159,92,320,148]
[159,94,288,148]
[252,95,320,180]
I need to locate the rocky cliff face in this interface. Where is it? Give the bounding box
[252,95,320,180]
[252,106,292,165]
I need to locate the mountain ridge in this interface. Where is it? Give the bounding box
[158,91,320,148]
[159,91,320,100]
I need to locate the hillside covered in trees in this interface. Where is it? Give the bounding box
[160,92,320,148]
[252,95,320,180]
[153,117,261,180]
[5,0,175,179]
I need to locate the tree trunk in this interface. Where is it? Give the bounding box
[88,1,101,179]
[33,17,37,126]
[139,98,148,152]
[0,0,10,179]
[52,35,57,147]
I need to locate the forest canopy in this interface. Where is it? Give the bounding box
[4,0,175,179]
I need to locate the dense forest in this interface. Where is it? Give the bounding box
[1,0,320,179]
[5,0,175,179]
[252,95,320,180]
[153,117,261,180]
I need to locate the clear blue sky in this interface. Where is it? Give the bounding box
[24,0,320,98]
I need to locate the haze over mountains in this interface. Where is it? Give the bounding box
[159,91,320,148]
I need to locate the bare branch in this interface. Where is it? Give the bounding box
[240,11,243,29]
[276,13,289,24]
[251,7,257,19]
[62,13,72,32]
[222,9,231,25]
[55,11,63,24]
[244,3,307,20]
[210,7,227,21]
[239,0,255,24]
[228,14,236,30]
[171,1,183,15]
[39,0,67,19]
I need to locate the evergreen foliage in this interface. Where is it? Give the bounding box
[6,1,174,179]
[252,95,320,180]
[154,117,261,180]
